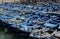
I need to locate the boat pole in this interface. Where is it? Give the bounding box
[39,32,40,39]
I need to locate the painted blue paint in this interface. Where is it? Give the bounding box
[0,2,60,32]
[44,23,57,27]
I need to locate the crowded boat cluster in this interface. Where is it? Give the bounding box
[0,2,60,39]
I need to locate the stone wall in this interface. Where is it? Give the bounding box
[56,0,60,2]
[0,0,60,4]
[0,0,2,4]
[3,0,14,3]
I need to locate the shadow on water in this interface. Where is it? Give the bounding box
[12,34,29,39]
[0,26,29,39]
